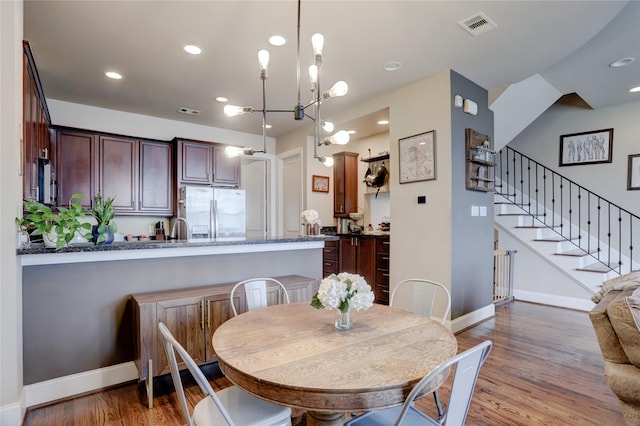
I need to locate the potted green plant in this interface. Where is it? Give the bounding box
[16,194,93,250]
[88,192,118,244]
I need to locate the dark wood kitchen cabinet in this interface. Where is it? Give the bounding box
[339,235,376,289]
[336,235,389,304]
[322,239,339,277]
[56,127,174,215]
[22,41,52,202]
[99,135,137,212]
[333,152,358,217]
[56,129,96,209]
[176,138,240,187]
[139,141,174,214]
[375,236,391,304]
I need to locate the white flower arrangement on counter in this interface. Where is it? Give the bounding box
[311,272,374,313]
[300,209,319,225]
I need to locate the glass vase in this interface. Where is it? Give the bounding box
[335,310,352,331]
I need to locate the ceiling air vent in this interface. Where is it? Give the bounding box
[177,107,201,116]
[457,12,497,37]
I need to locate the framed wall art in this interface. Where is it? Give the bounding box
[398,130,436,184]
[312,175,329,193]
[559,128,613,166]
[628,154,640,190]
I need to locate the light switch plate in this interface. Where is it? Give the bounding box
[479,206,487,216]
[471,206,479,216]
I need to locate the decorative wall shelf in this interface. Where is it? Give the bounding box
[465,128,495,192]
[361,152,390,163]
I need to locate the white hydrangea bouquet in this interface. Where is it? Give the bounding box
[300,209,319,225]
[311,272,375,314]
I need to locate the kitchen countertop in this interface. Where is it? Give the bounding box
[17,235,338,266]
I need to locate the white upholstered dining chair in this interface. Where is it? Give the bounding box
[390,278,452,325]
[345,340,493,426]
[229,277,290,317]
[158,322,292,426]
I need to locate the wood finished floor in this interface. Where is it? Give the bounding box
[23,301,625,425]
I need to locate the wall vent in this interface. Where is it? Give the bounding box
[457,12,497,37]
[177,107,201,116]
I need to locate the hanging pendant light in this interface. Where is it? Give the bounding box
[223,0,349,167]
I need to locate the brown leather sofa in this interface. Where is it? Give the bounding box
[589,286,640,425]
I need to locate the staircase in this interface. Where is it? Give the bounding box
[493,148,639,303]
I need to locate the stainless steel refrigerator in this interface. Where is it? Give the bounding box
[179,186,246,240]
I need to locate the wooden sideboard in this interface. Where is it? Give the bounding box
[131,274,318,407]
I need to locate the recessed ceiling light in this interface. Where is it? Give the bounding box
[263,124,272,129]
[216,96,228,103]
[184,45,202,55]
[630,86,640,93]
[105,71,122,80]
[269,35,286,46]
[347,130,356,134]
[384,61,402,71]
[609,57,634,68]
[377,120,389,125]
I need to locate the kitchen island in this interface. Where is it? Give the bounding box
[18,235,336,407]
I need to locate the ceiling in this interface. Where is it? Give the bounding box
[23,1,640,142]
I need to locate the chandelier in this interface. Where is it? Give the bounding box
[223,0,350,167]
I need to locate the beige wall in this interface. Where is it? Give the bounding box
[1,1,25,424]
[277,70,455,303]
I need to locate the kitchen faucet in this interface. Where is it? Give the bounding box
[170,217,190,240]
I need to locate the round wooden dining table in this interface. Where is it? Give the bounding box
[212,302,457,426]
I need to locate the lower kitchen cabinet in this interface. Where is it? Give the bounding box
[338,235,388,304]
[339,235,376,286]
[322,239,339,276]
[131,275,317,407]
[375,236,391,304]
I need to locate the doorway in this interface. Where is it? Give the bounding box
[241,154,275,238]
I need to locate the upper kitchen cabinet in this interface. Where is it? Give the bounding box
[99,135,137,212]
[56,128,96,209]
[22,41,52,203]
[175,138,240,187]
[139,141,174,214]
[333,152,359,218]
[55,127,174,215]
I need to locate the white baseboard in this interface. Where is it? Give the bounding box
[514,289,595,311]
[23,361,139,409]
[0,401,23,426]
[451,303,495,333]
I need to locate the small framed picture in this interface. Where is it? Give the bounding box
[312,175,329,193]
[398,130,437,184]
[628,154,640,190]
[559,128,613,166]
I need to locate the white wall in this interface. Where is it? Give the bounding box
[48,99,275,152]
[508,100,640,214]
[1,2,25,424]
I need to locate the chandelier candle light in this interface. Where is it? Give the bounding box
[311,273,375,330]
[223,0,350,167]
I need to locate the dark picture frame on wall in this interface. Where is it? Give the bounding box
[628,154,640,191]
[312,175,329,193]
[398,130,437,184]
[559,128,613,166]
